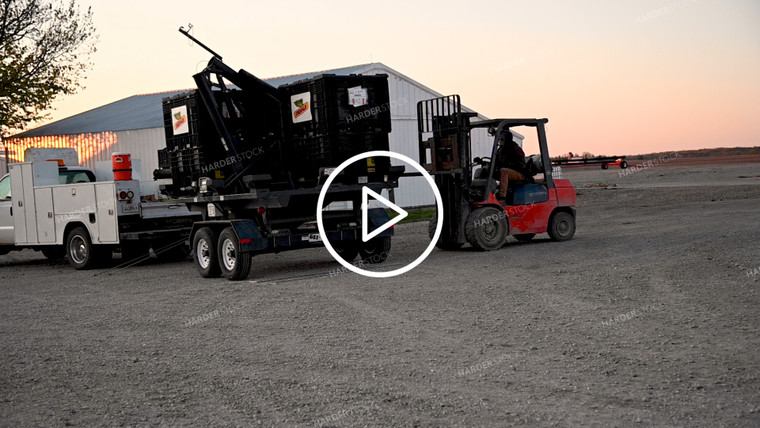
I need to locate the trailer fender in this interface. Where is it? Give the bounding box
[366,208,395,237]
[190,220,268,253]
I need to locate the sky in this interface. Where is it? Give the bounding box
[32,0,760,156]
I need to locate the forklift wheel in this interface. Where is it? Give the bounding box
[193,227,221,278]
[359,236,391,264]
[334,240,359,262]
[513,234,536,242]
[547,211,576,242]
[601,164,609,169]
[620,161,628,169]
[218,227,253,281]
[429,216,463,251]
[465,207,509,251]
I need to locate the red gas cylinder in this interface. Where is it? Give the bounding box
[112,153,132,181]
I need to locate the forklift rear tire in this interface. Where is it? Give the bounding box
[601,164,609,169]
[193,227,221,278]
[334,240,359,262]
[66,227,102,270]
[429,216,463,250]
[465,207,509,251]
[359,236,391,264]
[620,161,628,169]
[217,227,252,281]
[547,211,576,242]
[513,234,536,242]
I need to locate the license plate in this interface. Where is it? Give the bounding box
[307,233,322,243]
[123,204,138,213]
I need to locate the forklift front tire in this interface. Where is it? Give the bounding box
[217,227,252,281]
[548,211,576,242]
[465,207,509,251]
[193,227,221,278]
[429,216,463,251]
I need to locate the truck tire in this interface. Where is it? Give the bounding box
[547,211,576,242]
[41,246,65,260]
[217,227,252,281]
[359,236,391,264]
[66,227,101,270]
[429,215,462,251]
[465,207,508,251]
[193,227,221,278]
[333,240,359,262]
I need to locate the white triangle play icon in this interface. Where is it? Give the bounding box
[362,187,408,242]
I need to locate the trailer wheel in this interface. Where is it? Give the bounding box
[548,211,576,242]
[513,234,536,242]
[465,207,508,251]
[217,227,252,281]
[429,215,462,250]
[66,227,100,270]
[359,236,391,264]
[193,227,221,278]
[41,246,65,260]
[333,240,359,262]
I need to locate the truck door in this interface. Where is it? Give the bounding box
[0,174,13,246]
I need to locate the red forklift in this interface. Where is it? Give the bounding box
[418,95,576,251]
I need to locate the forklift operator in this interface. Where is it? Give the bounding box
[494,135,528,199]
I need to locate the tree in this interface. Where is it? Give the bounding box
[0,0,97,137]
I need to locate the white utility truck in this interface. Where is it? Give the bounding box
[0,149,199,269]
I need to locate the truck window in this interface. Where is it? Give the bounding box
[0,175,10,200]
[59,171,95,184]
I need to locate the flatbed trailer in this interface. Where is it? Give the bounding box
[552,156,628,169]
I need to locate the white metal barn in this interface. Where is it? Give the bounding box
[6,63,514,207]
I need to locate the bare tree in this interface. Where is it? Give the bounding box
[0,0,97,138]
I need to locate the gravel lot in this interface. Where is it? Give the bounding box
[1,161,759,427]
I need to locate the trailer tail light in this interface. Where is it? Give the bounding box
[239,238,252,244]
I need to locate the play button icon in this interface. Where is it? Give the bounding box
[362,187,408,242]
[317,150,444,278]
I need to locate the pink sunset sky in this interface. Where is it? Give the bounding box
[32,0,760,156]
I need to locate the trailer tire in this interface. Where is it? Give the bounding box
[217,227,252,281]
[465,207,508,251]
[359,236,391,264]
[547,211,576,242]
[429,216,462,250]
[66,227,100,270]
[334,240,359,262]
[193,227,221,278]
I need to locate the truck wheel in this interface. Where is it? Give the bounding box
[333,240,359,262]
[547,211,576,242]
[41,246,65,260]
[429,215,462,250]
[66,227,100,270]
[465,207,508,251]
[359,236,391,264]
[513,234,535,242]
[193,227,221,278]
[217,227,252,281]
